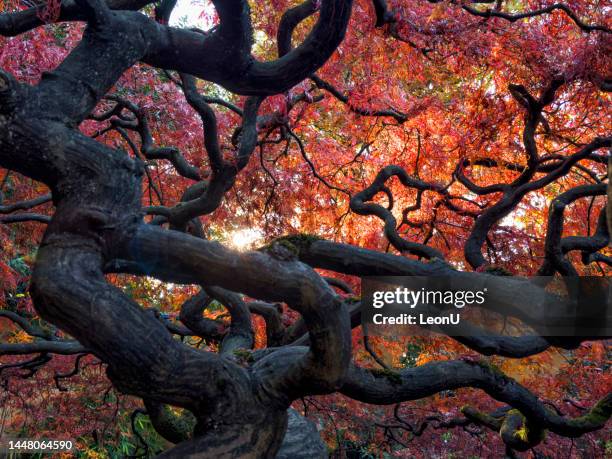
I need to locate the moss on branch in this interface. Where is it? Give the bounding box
[370,367,402,385]
[259,234,323,260]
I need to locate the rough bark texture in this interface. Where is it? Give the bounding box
[276,409,327,459]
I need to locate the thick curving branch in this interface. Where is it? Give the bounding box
[179,74,225,175]
[461,3,611,34]
[0,339,86,355]
[277,0,318,58]
[0,213,51,224]
[115,225,352,400]
[96,96,201,181]
[143,0,353,95]
[311,75,410,123]
[0,0,155,37]
[0,309,53,339]
[149,95,263,228]
[449,328,551,358]
[206,286,254,356]
[178,290,225,341]
[351,165,447,259]
[275,1,411,123]
[277,236,612,335]
[0,193,51,213]
[143,399,195,444]
[540,183,607,276]
[1,0,353,98]
[463,89,610,270]
[340,359,611,438]
[248,301,286,347]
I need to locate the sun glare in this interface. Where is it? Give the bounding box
[170,0,216,28]
[228,228,263,251]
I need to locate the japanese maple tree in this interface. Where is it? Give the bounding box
[0,0,611,457]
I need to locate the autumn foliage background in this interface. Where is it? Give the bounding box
[0,0,610,457]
